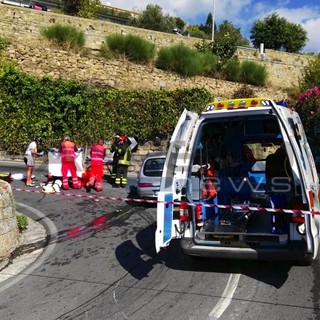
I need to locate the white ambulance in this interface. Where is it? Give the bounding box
[155,98,320,264]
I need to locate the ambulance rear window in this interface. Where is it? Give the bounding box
[245,118,280,136]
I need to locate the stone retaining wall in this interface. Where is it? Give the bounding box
[0,3,312,91]
[0,180,19,259]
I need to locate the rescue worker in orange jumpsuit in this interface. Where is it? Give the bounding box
[114,135,131,188]
[87,139,106,192]
[59,136,81,190]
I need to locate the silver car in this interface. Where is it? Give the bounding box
[136,152,166,199]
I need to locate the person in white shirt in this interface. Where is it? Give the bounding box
[24,136,43,186]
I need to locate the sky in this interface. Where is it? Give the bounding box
[102,0,320,53]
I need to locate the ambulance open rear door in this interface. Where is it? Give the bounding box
[274,104,320,259]
[155,109,198,253]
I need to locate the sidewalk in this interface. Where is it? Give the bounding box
[0,217,47,283]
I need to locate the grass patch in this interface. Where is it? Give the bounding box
[16,214,28,231]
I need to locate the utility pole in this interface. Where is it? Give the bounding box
[211,0,215,42]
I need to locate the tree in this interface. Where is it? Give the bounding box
[216,20,249,46]
[211,33,238,70]
[186,25,207,39]
[283,23,308,53]
[299,54,320,91]
[62,0,81,16]
[199,13,214,36]
[62,0,100,18]
[174,17,185,32]
[130,4,179,33]
[78,0,100,19]
[250,13,307,53]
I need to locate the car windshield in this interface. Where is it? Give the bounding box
[143,158,165,177]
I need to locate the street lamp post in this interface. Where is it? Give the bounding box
[211,0,215,41]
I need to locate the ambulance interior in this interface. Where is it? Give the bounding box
[189,115,301,242]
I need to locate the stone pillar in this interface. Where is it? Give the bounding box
[0,180,19,258]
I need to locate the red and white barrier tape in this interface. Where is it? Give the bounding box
[3,186,320,216]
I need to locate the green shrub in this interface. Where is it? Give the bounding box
[239,61,268,86]
[197,52,217,76]
[40,24,86,51]
[299,55,320,91]
[124,34,155,62]
[291,87,320,160]
[99,42,114,59]
[154,46,174,70]
[211,34,238,70]
[16,214,28,231]
[104,34,155,63]
[223,58,241,82]
[156,44,216,77]
[0,63,213,153]
[105,33,126,55]
[0,37,10,52]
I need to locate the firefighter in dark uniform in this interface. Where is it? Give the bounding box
[110,134,121,185]
[113,135,131,188]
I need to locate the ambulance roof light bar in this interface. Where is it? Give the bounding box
[205,98,277,112]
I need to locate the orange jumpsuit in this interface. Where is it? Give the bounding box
[60,140,80,190]
[87,143,106,191]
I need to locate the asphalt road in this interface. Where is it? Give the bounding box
[0,162,320,320]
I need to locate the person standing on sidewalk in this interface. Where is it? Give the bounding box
[86,139,106,192]
[24,136,44,187]
[114,135,131,188]
[59,136,81,190]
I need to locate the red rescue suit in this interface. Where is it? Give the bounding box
[202,162,217,198]
[87,143,106,191]
[60,140,80,190]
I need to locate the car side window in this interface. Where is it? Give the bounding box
[144,158,165,177]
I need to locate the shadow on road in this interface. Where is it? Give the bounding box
[115,223,296,288]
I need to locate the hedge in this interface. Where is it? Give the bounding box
[0,63,213,154]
